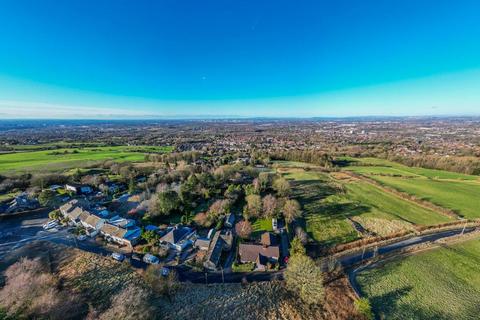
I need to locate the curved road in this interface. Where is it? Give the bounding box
[1,210,476,285]
[342,227,478,296]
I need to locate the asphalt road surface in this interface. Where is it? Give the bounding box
[0,210,285,283]
[343,227,478,296]
[337,227,477,268]
[2,210,476,285]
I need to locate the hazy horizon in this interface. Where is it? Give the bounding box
[1,0,480,119]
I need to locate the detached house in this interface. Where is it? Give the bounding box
[203,230,233,271]
[100,224,141,247]
[159,226,195,252]
[238,232,280,271]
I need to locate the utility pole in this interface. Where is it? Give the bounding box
[205,272,208,285]
[221,268,225,284]
[361,247,366,262]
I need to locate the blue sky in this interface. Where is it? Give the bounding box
[1,0,480,118]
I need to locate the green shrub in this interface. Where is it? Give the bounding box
[355,297,374,320]
[232,262,255,272]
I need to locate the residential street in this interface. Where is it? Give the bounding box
[2,211,477,285]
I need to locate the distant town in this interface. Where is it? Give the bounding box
[1,117,480,319]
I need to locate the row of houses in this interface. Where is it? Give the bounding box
[60,200,141,247]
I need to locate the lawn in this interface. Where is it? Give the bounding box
[252,218,273,233]
[0,145,172,174]
[342,158,480,218]
[232,262,255,272]
[357,237,480,320]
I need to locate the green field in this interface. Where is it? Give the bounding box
[275,162,450,245]
[0,145,172,174]
[344,181,451,225]
[252,218,273,234]
[357,237,480,320]
[345,157,479,180]
[343,158,480,218]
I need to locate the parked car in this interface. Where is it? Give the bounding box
[77,235,87,241]
[43,220,58,230]
[143,253,159,264]
[111,252,125,262]
[272,218,278,231]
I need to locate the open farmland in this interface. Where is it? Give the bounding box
[277,163,359,245]
[343,181,452,233]
[277,161,450,245]
[343,158,480,218]
[356,237,480,320]
[344,157,479,180]
[0,145,172,174]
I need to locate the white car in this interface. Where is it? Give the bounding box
[272,218,278,231]
[43,220,59,230]
[77,235,87,241]
[111,252,125,262]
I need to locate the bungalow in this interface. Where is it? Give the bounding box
[100,223,141,247]
[239,232,280,271]
[159,226,195,252]
[65,183,93,195]
[60,199,89,224]
[203,230,233,271]
[80,213,105,233]
[65,207,85,224]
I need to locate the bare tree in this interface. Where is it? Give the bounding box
[244,194,262,219]
[0,258,84,320]
[262,194,278,218]
[235,220,253,239]
[283,199,302,223]
[294,226,308,244]
[98,286,154,320]
[273,177,291,197]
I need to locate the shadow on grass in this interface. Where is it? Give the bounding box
[371,285,453,320]
[291,178,374,247]
[369,286,413,319]
[332,159,357,167]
